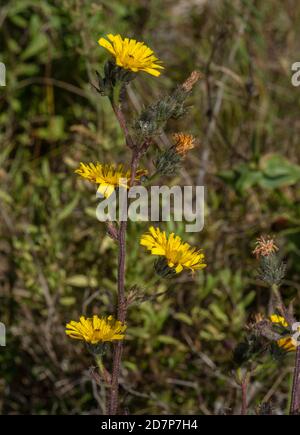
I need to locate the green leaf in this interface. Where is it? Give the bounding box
[259,154,300,188]
[209,303,228,325]
[173,312,193,326]
[15,63,40,77]
[219,154,300,192]
[65,275,98,288]
[0,189,13,204]
[218,169,236,184]
[60,297,76,306]
[157,335,187,350]
[236,169,263,192]
[57,194,80,222]
[21,33,49,60]
[241,290,256,307]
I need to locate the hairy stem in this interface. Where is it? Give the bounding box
[107,122,139,414]
[270,283,300,414]
[241,373,249,415]
[112,102,134,149]
[108,220,127,415]
[290,346,300,414]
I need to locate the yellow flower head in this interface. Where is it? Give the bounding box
[66,315,126,344]
[270,314,297,352]
[98,34,164,77]
[173,133,196,156]
[140,226,206,274]
[270,314,289,328]
[75,162,147,198]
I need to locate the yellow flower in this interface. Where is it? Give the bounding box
[173,133,196,156]
[140,226,206,274]
[270,314,297,352]
[66,315,126,344]
[75,162,147,198]
[98,34,164,77]
[277,337,296,352]
[270,314,288,328]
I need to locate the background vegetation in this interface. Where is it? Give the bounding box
[0,0,300,414]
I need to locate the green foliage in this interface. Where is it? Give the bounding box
[219,154,300,193]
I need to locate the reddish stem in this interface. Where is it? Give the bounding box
[113,105,135,149]
[290,346,300,414]
[108,153,139,415]
[241,375,248,415]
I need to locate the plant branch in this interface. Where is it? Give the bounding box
[290,346,300,414]
[108,219,127,415]
[241,372,249,415]
[112,99,135,150]
[269,284,299,415]
[107,96,139,413]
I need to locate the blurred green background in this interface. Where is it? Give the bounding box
[0,0,300,414]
